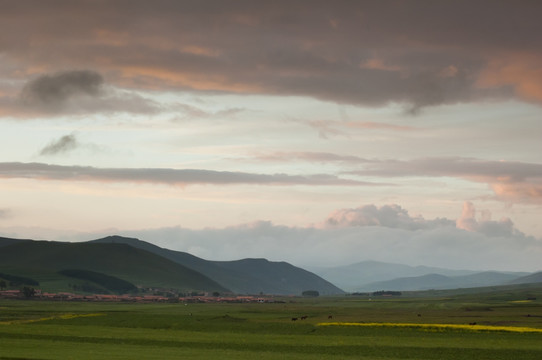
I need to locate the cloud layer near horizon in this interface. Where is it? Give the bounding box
[71,202,540,272]
[1,1,542,113]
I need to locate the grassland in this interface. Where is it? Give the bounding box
[1,290,542,359]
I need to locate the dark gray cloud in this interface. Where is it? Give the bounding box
[1,1,541,110]
[40,134,79,156]
[21,70,104,110]
[5,70,162,116]
[0,162,381,186]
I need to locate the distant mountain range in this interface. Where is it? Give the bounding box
[0,235,343,296]
[310,260,538,292]
[1,235,541,295]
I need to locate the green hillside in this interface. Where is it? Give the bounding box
[0,240,228,293]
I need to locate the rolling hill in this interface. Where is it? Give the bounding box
[0,240,228,293]
[0,236,28,248]
[355,271,522,292]
[508,271,542,285]
[311,260,534,292]
[310,260,479,291]
[91,235,344,295]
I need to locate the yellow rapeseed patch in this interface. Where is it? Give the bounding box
[0,312,106,325]
[317,322,542,333]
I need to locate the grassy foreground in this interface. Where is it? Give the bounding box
[1,293,542,359]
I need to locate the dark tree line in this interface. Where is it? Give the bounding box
[0,272,39,286]
[302,290,320,297]
[372,291,402,296]
[59,269,137,294]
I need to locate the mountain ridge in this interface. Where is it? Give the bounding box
[1,235,539,294]
[355,271,523,292]
[91,235,344,295]
[310,260,532,292]
[0,239,227,293]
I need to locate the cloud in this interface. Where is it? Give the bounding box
[0,162,379,187]
[175,103,245,121]
[253,151,373,164]
[322,202,523,238]
[39,134,79,156]
[353,157,542,204]
[357,157,542,180]
[323,204,454,230]
[344,121,417,131]
[21,70,104,111]
[243,155,542,204]
[1,1,542,110]
[5,201,541,272]
[3,70,162,117]
[89,202,541,272]
[301,119,417,138]
[477,54,542,103]
[456,201,515,237]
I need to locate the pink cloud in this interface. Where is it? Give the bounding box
[324,202,523,239]
[323,204,454,230]
[477,54,542,103]
[353,157,542,205]
[456,201,515,237]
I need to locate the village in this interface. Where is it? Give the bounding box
[0,289,281,303]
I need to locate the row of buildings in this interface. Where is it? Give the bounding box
[0,289,276,303]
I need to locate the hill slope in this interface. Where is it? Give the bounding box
[0,236,28,248]
[92,235,344,295]
[0,240,227,293]
[508,271,542,285]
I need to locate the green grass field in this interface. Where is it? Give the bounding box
[1,292,542,359]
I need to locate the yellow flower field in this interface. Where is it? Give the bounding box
[317,322,542,333]
[0,312,106,325]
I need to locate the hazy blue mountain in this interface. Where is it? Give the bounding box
[91,235,344,295]
[356,271,524,292]
[309,260,478,291]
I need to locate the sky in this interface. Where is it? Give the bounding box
[1,0,541,272]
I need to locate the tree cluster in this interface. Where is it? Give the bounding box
[0,272,39,287]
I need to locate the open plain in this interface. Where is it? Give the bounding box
[1,288,542,359]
